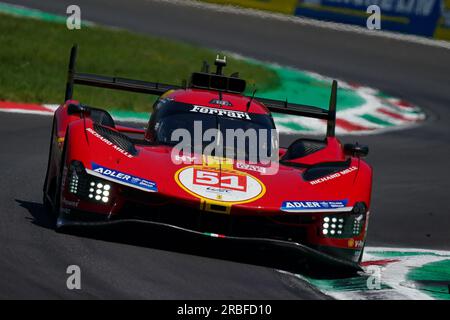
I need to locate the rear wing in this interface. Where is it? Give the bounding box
[252,80,337,137]
[64,45,181,102]
[64,44,337,137]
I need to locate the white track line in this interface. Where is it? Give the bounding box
[149,0,450,50]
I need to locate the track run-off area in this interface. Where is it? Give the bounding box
[0,0,449,299]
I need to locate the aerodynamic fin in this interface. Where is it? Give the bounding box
[251,80,338,137]
[64,44,181,101]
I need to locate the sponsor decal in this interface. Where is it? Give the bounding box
[190,105,251,120]
[236,161,267,174]
[89,163,157,192]
[86,128,134,158]
[203,155,234,167]
[309,166,358,185]
[348,238,364,249]
[175,165,265,213]
[209,99,232,107]
[174,154,198,163]
[281,200,350,212]
[62,198,79,207]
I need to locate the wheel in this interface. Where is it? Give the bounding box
[54,131,69,230]
[43,117,56,213]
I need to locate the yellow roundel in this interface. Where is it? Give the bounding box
[174,165,266,206]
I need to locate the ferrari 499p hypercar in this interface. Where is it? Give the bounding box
[43,46,372,271]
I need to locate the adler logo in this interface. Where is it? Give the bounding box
[286,201,321,209]
[281,200,348,212]
[89,163,158,192]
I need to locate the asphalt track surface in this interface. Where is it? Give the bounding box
[1,0,450,299]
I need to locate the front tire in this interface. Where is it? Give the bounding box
[43,117,56,214]
[54,131,69,231]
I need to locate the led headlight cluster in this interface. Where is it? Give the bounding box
[351,202,366,236]
[67,161,113,204]
[321,202,367,238]
[322,216,344,236]
[68,172,79,194]
[352,214,364,235]
[68,161,85,195]
[88,181,111,203]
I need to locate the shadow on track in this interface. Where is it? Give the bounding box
[17,199,56,229]
[17,199,359,279]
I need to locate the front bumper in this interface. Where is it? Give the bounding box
[57,207,363,274]
[61,161,366,272]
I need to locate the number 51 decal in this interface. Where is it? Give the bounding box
[193,169,247,192]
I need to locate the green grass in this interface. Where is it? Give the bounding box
[0,13,279,112]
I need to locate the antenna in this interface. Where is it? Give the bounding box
[247,88,257,111]
[201,61,210,73]
[214,54,227,75]
[326,80,338,137]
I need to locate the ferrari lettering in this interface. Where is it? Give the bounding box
[190,105,251,120]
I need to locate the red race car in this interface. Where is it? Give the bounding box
[43,45,372,271]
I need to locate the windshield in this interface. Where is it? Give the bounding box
[149,100,277,161]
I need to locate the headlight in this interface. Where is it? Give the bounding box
[67,161,84,195]
[321,202,367,238]
[68,161,112,203]
[88,180,111,203]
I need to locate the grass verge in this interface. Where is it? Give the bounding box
[0,13,279,112]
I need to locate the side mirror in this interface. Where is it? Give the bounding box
[67,103,90,116]
[344,143,369,157]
